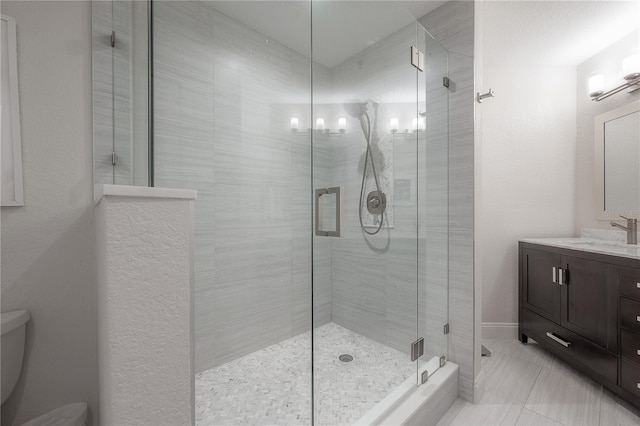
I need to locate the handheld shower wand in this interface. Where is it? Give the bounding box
[344,99,386,235]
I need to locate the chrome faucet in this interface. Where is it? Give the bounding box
[610,215,638,245]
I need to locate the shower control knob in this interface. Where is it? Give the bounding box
[369,196,381,209]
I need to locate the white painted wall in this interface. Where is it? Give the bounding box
[0,2,97,425]
[479,2,578,326]
[478,2,639,329]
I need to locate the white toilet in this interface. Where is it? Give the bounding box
[1,309,30,405]
[1,310,88,426]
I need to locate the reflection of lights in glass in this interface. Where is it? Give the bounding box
[588,74,605,97]
[290,117,299,132]
[390,117,399,133]
[338,117,346,133]
[412,117,425,131]
[315,118,325,132]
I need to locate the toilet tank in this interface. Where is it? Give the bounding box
[1,310,30,405]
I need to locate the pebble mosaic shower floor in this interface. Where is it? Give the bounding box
[195,322,420,425]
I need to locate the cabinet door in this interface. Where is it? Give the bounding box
[561,256,613,350]
[521,248,561,324]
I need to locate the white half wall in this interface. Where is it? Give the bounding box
[96,185,196,426]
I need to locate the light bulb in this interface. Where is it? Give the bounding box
[390,117,399,133]
[338,117,346,132]
[412,117,425,131]
[588,74,605,97]
[315,118,325,132]
[622,54,640,80]
[290,117,299,132]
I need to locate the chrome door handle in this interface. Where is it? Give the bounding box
[558,268,564,285]
[552,267,557,283]
[315,187,343,237]
[546,332,571,348]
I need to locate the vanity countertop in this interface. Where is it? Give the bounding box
[519,237,640,260]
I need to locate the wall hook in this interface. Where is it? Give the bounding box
[477,89,495,103]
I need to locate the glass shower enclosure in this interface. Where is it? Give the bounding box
[92,1,450,424]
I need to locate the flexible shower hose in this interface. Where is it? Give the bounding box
[358,111,385,235]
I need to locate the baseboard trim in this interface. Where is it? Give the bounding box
[482,322,518,340]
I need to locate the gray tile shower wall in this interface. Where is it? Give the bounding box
[93,1,133,186]
[153,2,332,372]
[328,21,451,360]
[421,0,476,402]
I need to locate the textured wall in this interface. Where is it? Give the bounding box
[153,2,331,372]
[0,2,98,425]
[96,189,194,426]
[576,30,640,231]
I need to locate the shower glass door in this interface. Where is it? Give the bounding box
[148,0,449,423]
[311,2,426,423]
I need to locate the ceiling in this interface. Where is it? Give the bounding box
[206,1,639,69]
[482,1,640,67]
[207,1,447,68]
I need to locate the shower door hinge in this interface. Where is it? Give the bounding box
[443,76,450,88]
[110,30,116,47]
[111,152,117,166]
[421,370,429,385]
[440,356,447,368]
[411,337,424,361]
[444,323,449,334]
[410,46,424,72]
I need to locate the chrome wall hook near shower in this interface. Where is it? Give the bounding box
[476,89,495,103]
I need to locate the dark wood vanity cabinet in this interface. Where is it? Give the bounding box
[519,242,640,409]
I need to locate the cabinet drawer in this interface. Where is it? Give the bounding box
[521,309,617,383]
[620,267,640,301]
[621,330,640,365]
[621,359,640,399]
[621,298,640,333]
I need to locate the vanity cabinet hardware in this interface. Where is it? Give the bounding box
[619,267,640,299]
[558,268,566,285]
[637,349,640,356]
[551,267,567,285]
[638,316,640,323]
[546,332,571,347]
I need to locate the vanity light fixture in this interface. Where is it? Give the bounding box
[623,54,640,80]
[412,117,425,131]
[590,54,640,102]
[290,117,299,132]
[337,117,346,133]
[389,117,399,133]
[588,74,605,97]
[290,116,345,138]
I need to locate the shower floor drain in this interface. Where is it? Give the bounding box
[339,354,353,362]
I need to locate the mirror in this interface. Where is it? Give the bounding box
[595,100,640,220]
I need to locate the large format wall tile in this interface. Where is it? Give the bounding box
[154,2,331,372]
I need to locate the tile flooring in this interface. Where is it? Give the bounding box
[195,322,425,425]
[439,339,640,426]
